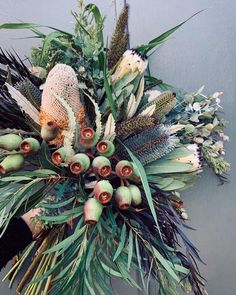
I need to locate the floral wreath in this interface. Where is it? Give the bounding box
[0,2,230,295]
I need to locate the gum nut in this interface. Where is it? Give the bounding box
[128,184,142,206]
[0,154,24,174]
[41,121,58,141]
[92,156,112,177]
[96,140,115,157]
[93,180,113,204]
[84,198,103,225]
[70,153,90,174]
[20,138,40,153]
[0,134,23,151]
[115,160,133,178]
[115,186,132,210]
[79,134,99,148]
[80,127,96,141]
[52,147,66,165]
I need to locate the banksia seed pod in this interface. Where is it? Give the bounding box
[93,180,113,204]
[0,154,24,174]
[70,153,90,174]
[84,198,103,225]
[52,147,74,165]
[115,186,132,210]
[97,140,115,157]
[0,134,23,151]
[128,184,142,206]
[20,138,40,154]
[92,156,112,177]
[79,127,99,148]
[41,121,58,141]
[115,160,133,178]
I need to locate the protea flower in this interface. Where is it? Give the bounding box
[0,154,24,174]
[79,127,99,149]
[20,138,41,154]
[52,147,74,165]
[115,186,132,210]
[70,153,90,175]
[84,198,103,225]
[0,134,23,151]
[112,49,148,83]
[174,144,201,172]
[115,160,133,178]
[128,184,142,206]
[41,121,58,142]
[93,180,114,204]
[92,156,112,177]
[96,140,115,157]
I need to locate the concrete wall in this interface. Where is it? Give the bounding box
[0,0,236,294]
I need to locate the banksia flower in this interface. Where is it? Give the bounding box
[70,153,90,175]
[0,154,24,174]
[115,186,132,210]
[41,121,58,142]
[115,160,133,178]
[0,134,23,151]
[93,180,113,204]
[20,138,40,154]
[97,140,115,157]
[128,184,142,206]
[84,198,103,225]
[79,127,99,149]
[92,156,112,177]
[52,147,74,165]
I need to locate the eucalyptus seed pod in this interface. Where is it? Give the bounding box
[128,184,142,206]
[52,147,74,165]
[84,198,103,225]
[93,180,114,204]
[70,153,90,174]
[41,121,58,141]
[115,160,133,178]
[79,127,99,148]
[20,138,41,154]
[115,186,132,210]
[0,154,24,174]
[0,134,23,151]
[92,156,112,177]
[96,140,115,157]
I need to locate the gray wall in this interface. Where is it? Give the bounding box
[0,0,236,294]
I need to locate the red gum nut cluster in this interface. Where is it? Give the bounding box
[93,180,114,204]
[96,140,115,157]
[70,153,90,174]
[92,156,112,177]
[79,127,99,148]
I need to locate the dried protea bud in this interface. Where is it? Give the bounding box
[115,186,132,210]
[0,154,24,174]
[96,140,115,157]
[41,121,58,141]
[0,134,23,151]
[84,198,103,225]
[115,160,133,178]
[70,153,90,175]
[52,147,74,166]
[79,127,99,148]
[128,184,142,206]
[20,138,40,154]
[93,180,114,204]
[92,156,112,177]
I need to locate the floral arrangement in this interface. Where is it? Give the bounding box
[0,2,230,295]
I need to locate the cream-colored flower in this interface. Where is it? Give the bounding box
[173,144,201,172]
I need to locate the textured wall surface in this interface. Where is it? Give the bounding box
[0,0,236,294]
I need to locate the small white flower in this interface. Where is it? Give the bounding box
[212,92,223,99]
[192,102,201,112]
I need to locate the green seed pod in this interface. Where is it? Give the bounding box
[115,160,133,178]
[0,154,24,174]
[52,147,74,165]
[115,186,132,210]
[84,198,103,225]
[96,140,115,157]
[41,121,58,141]
[92,156,112,177]
[0,134,23,151]
[128,184,142,206]
[93,180,114,204]
[20,138,41,154]
[79,127,99,148]
[70,153,90,174]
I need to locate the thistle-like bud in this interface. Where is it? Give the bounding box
[79,127,99,149]
[52,147,74,165]
[96,140,115,157]
[115,160,133,178]
[0,154,24,174]
[84,198,103,225]
[70,153,90,174]
[92,156,112,177]
[0,134,23,151]
[20,138,41,154]
[128,184,142,206]
[41,121,58,141]
[115,186,132,210]
[93,180,114,204]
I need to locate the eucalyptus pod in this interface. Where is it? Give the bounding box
[93,180,114,204]
[115,186,132,209]
[70,153,90,174]
[96,140,115,157]
[52,147,74,165]
[92,156,112,177]
[0,154,24,174]
[115,160,133,178]
[20,138,41,154]
[79,127,99,148]
[41,121,58,141]
[84,198,103,225]
[0,134,23,151]
[128,184,142,206]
